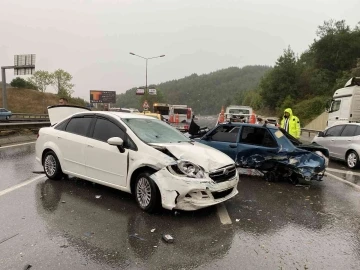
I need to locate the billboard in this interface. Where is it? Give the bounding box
[14,54,36,75]
[148,89,157,95]
[90,90,116,103]
[136,88,145,95]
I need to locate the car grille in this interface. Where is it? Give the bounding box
[209,165,237,183]
[212,188,234,199]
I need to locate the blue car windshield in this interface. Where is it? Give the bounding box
[269,129,296,152]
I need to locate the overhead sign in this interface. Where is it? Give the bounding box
[90,90,116,103]
[14,54,36,75]
[148,89,157,95]
[136,88,145,95]
[143,100,149,109]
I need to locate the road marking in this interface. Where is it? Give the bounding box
[216,203,232,225]
[0,141,35,149]
[327,167,360,177]
[0,175,45,197]
[326,172,360,191]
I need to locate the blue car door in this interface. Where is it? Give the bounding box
[236,126,279,164]
[199,125,241,160]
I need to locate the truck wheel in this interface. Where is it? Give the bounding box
[346,151,359,169]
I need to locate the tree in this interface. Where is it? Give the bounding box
[10,77,38,90]
[53,69,74,97]
[27,71,54,92]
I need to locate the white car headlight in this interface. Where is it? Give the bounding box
[168,160,205,179]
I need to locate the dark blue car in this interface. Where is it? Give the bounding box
[195,123,329,184]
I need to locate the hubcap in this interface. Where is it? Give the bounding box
[348,153,357,168]
[136,177,152,208]
[44,155,56,176]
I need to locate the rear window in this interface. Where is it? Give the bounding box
[229,109,250,115]
[154,106,169,115]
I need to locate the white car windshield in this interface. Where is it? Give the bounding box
[229,109,250,114]
[123,118,191,143]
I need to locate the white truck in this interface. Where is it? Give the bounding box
[153,103,193,132]
[224,105,253,123]
[327,77,360,127]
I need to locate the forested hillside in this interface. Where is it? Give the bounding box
[116,65,270,115]
[241,19,360,124]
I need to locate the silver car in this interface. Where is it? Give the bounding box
[313,123,360,168]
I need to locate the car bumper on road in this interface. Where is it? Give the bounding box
[150,168,239,211]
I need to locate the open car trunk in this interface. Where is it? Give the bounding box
[48,105,91,125]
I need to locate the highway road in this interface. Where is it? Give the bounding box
[0,142,360,269]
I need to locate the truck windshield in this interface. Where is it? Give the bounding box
[229,109,250,115]
[154,106,169,115]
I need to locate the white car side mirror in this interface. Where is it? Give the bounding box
[107,137,124,146]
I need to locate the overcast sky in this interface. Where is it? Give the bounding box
[0,0,359,100]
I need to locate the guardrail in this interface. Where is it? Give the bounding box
[9,113,49,122]
[0,122,50,131]
[301,128,321,137]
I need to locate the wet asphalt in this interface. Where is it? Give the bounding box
[0,143,360,269]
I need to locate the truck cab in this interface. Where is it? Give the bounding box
[327,77,360,127]
[225,105,253,123]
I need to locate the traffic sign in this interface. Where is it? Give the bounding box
[143,100,149,109]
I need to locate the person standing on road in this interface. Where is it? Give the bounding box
[280,108,301,139]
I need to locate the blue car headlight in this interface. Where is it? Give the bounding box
[168,160,205,179]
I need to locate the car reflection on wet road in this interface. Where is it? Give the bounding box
[0,140,360,269]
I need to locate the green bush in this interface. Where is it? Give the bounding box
[292,96,329,126]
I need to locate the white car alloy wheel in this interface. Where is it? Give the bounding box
[136,177,152,209]
[45,155,57,177]
[347,151,358,168]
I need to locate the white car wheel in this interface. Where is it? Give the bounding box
[347,151,359,169]
[134,172,160,212]
[43,151,64,180]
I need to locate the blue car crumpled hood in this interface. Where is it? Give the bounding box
[235,147,326,181]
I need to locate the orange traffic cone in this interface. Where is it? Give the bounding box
[249,112,256,124]
[175,113,179,123]
[169,114,174,123]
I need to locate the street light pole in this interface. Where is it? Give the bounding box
[129,52,165,94]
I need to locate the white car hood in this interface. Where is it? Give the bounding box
[150,142,234,172]
[48,105,91,125]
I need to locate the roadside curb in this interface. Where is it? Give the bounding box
[0,135,37,147]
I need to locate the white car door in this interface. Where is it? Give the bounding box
[84,117,129,187]
[336,125,358,160]
[319,125,345,159]
[60,116,93,177]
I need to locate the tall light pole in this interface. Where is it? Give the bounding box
[129,52,165,93]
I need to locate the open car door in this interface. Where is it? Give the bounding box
[48,105,91,125]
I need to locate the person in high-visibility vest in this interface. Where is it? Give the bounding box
[280,108,301,139]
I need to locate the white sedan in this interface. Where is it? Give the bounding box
[36,105,239,212]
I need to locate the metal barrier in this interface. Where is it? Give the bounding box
[0,122,50,131]
[301,128,321,137]
[9,113,49,122]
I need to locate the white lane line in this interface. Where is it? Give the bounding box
[327,167,360,177]
[0,175,45,197]
[216,203,232,225]
[0,141,35,149]
[326,172,360,191]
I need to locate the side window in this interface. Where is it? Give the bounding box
[210,125,239,143]
[330,100,341,113]
[92,118,125,143]
[355,126,360,136]
[340,125,357,137]
[55,119,70,131]
[325,125,344,137]
[65,117,92,137]
[240,126,277,147]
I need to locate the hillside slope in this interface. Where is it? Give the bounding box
[116,65,271,114]
[0,87,86,113]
